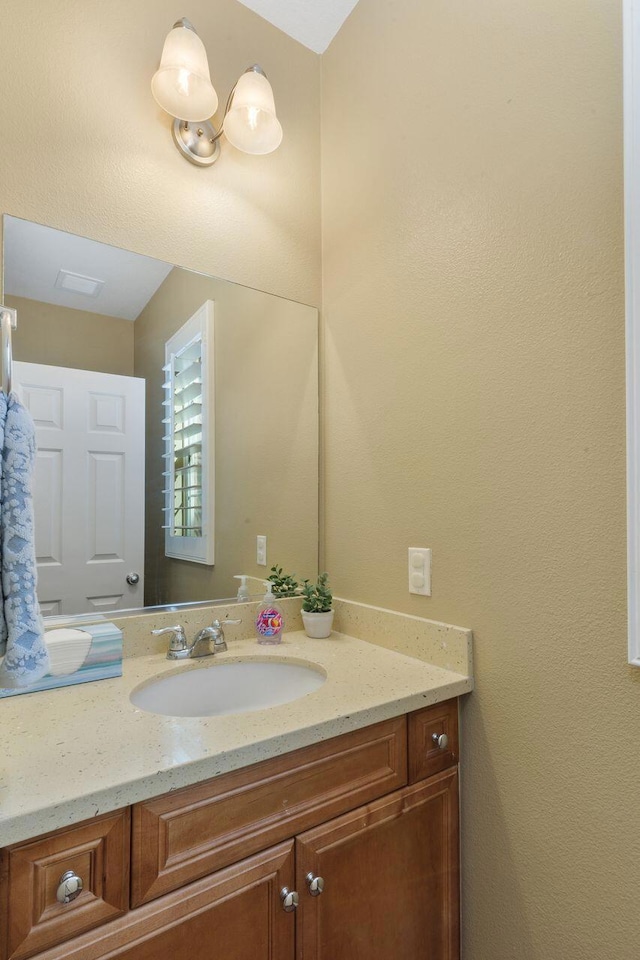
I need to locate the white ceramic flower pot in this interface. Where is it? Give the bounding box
[302,609,334,639]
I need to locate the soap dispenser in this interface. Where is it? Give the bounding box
[255,581,284,645]
[234,575,250,602]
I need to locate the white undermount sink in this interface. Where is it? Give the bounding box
[130,659,326,717]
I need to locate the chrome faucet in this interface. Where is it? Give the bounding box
[151,624,189,660]
[152,619,242,660]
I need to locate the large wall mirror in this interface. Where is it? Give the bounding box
[1,215,319,620]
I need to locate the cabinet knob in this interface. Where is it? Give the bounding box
[306,872,325,896]
[56,870,83,904]
[280,887,299,912]
[432,732,449,751]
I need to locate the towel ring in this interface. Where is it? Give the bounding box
[0,306,17,396]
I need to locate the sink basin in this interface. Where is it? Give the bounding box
[130,659,326,717]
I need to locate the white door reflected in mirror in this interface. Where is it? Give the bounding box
[14,361,145,617]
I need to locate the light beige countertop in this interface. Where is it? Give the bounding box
[0,629,473,847]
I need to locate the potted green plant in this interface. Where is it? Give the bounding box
[267,565,300,598]
[301,572,334,638]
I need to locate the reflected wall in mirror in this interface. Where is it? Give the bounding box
[2,215,319,619]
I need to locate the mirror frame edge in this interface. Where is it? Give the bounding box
[625,0,640,666]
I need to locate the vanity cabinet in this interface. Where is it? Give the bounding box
[0,700,460,960]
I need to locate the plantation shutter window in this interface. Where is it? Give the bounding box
[162,301,215,565]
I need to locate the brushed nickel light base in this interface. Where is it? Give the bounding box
[172,118,221,167]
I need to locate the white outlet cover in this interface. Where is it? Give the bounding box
[408,548,431,596]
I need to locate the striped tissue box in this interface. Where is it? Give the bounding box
[0,622,123,699]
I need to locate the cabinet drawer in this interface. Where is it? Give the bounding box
[408,699,459,782]
[28,842,295,960]
[0,809,129,960]
[132,715,407,906]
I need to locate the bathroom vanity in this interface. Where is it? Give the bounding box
[0,620,472,960]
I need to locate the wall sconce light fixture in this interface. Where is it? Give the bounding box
[152,18,283,167]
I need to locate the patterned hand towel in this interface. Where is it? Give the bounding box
[0,392,49,687]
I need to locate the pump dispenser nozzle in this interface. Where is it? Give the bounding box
[233,575,250,602]
[262,580,275,600]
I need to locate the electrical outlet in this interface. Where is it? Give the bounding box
[257,535,267,566]
[408,547,431,596]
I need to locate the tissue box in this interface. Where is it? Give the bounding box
[0,622,123,698]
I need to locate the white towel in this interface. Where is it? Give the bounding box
[0,392,48,688]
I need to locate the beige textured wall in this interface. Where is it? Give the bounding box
[6,295,134,375]
[135,267,318,606]
[0,0,320,306]
[2,0,636,954]
[322,1,639,958]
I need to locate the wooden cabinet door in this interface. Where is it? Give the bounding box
[37,842,295,960]
[295,769,459,960]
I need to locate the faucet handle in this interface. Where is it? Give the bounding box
[151,625,188,658]
[209,618,242,653]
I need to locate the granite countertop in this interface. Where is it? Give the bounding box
[0,630,473,846]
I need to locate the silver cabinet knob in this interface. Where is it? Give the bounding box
[126,572,140,585]
[306,872,325,896]
[280,887,299,912]
[432,732,449,751]
[56,870,83,904]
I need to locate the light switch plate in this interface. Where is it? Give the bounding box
[408,547,431,596]
[257,535,267,566]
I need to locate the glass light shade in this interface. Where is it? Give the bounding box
[223,70,283,155]
[151,24,218,122]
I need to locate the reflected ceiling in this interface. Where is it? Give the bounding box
[237,0,361,54]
